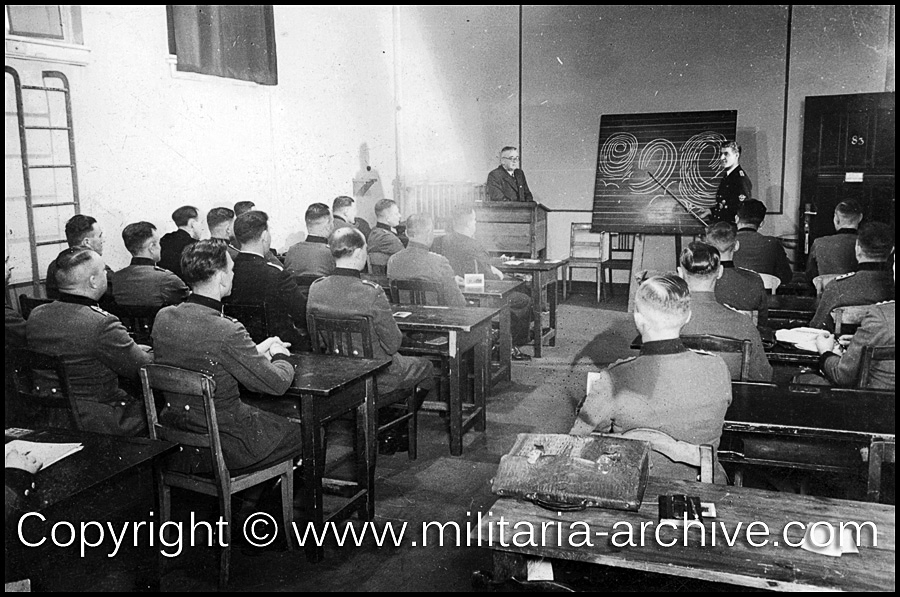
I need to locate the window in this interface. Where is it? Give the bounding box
[5,5,83,44]
[165,5,278,86]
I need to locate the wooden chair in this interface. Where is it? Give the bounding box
[367,253,390,276]
[596,428,714,483]
[601,232,635,298]
[107,304,162,345]
[858,345,895,389]
[140,364,295,589]
[682,334,752,382]
[812,274,839,296]
[222,302,270,344]
[565,223,604,302]
[389,279,446,305]
[6,347,81,430]
[18,294,53,319]
[831,304,872,336]
[757,273,781,295]
[307,315,420,460]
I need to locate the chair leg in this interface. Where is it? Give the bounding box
[408,387,418,461]
[595,266,601,303]
[281,469,294,551]
[733,467,744,487]
[219,491,232,590]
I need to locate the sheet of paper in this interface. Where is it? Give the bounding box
[5,440,84,469]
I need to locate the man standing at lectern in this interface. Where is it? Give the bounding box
[486,146,534,202]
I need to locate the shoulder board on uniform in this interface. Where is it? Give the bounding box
[608,355,637,368]
[153,266,170,273]
[362,279,382,290]
[834,271,855,281]
[222,313,240,324]
[90,305,113,317]
[687,348,718,358]
[875,299,895,306]
[266,261,284,271]
[723,303,744,314]
[735,266,757,274]
[309,276,325,285]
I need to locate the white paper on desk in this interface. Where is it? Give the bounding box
[464,274,485,289]
[5,440,84,470]
[799,522,859,557]
[526,558,554,581]
[775,327,825,352]
[504,260,523,266]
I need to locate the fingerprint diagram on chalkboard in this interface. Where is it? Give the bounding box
[598,133,638,180]
[679,131,726,208]
[629,138,677,194]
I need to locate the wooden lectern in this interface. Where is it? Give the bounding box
[474,201,548,258]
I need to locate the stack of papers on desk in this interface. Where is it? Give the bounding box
[5,440,84,470]
[775,327,825,352]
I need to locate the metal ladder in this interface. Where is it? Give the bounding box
[6,66,81,295]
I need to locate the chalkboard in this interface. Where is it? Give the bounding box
[591,110,737,234]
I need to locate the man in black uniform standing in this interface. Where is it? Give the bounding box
[704,141,752,224]
[486,146,534,202]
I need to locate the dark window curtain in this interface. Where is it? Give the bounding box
[171,5,278,86]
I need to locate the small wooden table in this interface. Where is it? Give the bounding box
[475,478,895,591]
[392,304,497,456]
[496,258,568,358]
[461,279,525,387]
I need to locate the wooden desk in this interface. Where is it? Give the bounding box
[496,259,568,358]
[281,353,390,562]
[392,304,497,456]
[474,201,548,258]
[461,280,525,387]
[475,478,895,591]
[765,341,820,367]
[723,382,896,501]
[768,295,817,320]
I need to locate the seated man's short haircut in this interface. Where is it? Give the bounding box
[207,207,235,231]
[451,203,476,231]
[737,198,767,227]
[65,214,98,247]
[181,239,229,287]
[332,196,355,212]
[834,199,863,222]
[305,203,331,227]
[54,246,97,287]
[233,210,269,245]
[374,199,397,217]
[329,227,366,259]
[404,213,433,239]
[680,241,721,280]
[500,145,518,154]
[705,222,737,253]
[172,206,199,227]
[720,140,741,154]
[234,201,255,216]
[857,221,894,261]
[634,274,691,327]
[122,221,157,255]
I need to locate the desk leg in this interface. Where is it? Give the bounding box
[548,276,558,347]
[301,392,325,562]
[475,327,489,432]
[358,375,376,520]
[449,333,463,456]
[499,301,511,382]
[867,440,885,503]
[531,276,543,358]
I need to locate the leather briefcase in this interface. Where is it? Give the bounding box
[491,433,650,512]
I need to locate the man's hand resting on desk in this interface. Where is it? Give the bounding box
[814,332,844,355]
[256,336,291,360]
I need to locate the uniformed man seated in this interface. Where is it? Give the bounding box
[733,199,793,286]
[284,203,336,277]
[27,246,153,436]
[809,221,894,331]
[806,199,862,283]
[207,206,239,259]
[387,213,466,307]
[332,195,372,239]
[367,199,406,272]
[110,221,190,307]
[45,214,114,306]
[571,274,732,483]
[704,221,769,327]
[307,227,433,449]
[228,210,308,347]
[152,239,303,475]
[159,205,203,283]
[679,241,773,382]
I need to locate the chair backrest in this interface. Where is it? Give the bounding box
[569,223,604,261]
[757,273,781,295]
[6,347,81,430]
[140,364,227,482]
[858,345,896,389]
[222,302,269,343]
[812,274,839,296]
[19,294,53,319]
[107,304,162,345]
[307,314,373,358]
[612,233,636,252]
[389,279,446,306]
[682,334,752,382]
[599,428,714,483]
[831,304,873,336]
[368,253,390,276]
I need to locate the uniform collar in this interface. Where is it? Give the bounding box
[837,228,858,235]
[691,291,718,303]
[187,293,223,312]
[334,215,348,223]
[407,241,431,251]
[376,222,393,232]
[736,227,758,233]
[129,257,156,267]
[334,267,361,278]
[235,251,265,261]
[721,261,735,269]
[858,261,887,271]
[58,292,99,307]
[640,338,687,356]
[306,235,328,244]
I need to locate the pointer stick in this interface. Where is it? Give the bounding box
[646,171,708,227]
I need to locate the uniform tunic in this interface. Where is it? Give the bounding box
[809,263,894,330]
[26,293,152,436]
[710,165,751,224]
[306,268,432,394]
[110,257,189,307]
[284,235,336,277]
[387,241,466,307]
[805,228,858,282]
[158,229,197,283]
[152,294,302,472]
[486,166,534,202]
[573,338,732,483]
[714,261,769,327]
[819,301,895,390]
[367,224,405,271]
[733,228,793,286]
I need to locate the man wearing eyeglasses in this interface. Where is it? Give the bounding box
[486,146,534,202]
